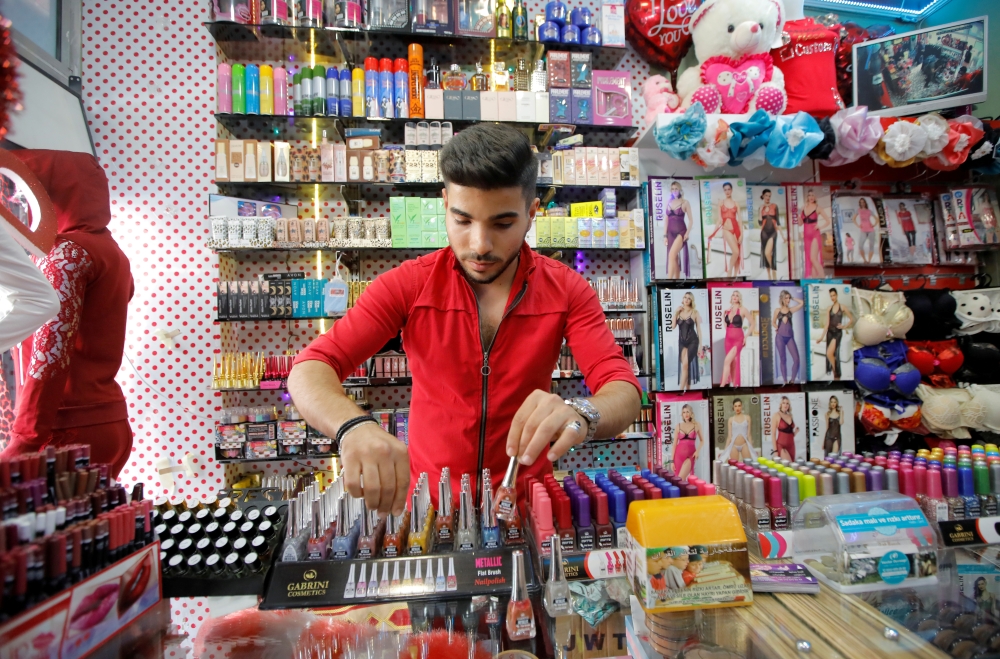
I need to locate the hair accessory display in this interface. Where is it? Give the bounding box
[654,102,707,161]
[822,106,884,167]
[807,117,837,162]
[692,118,732,170]
[924,116,986,172]
[765,112,824,170]
[906,340,964,388]
[873,119,927,168]
[852,289,914,347]
[915,113,950,159]
[727,110,774,168]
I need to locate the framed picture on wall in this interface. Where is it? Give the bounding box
[853,16,987,117]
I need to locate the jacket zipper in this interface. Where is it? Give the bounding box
[473,281,528,506]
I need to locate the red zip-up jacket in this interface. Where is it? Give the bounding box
[295,242,641,506]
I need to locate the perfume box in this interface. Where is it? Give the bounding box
[550,88,571,123]
[592,70,633,127]
[515,91,535,123]
[461,91,480,120]
[424,89,445,119]
[455,0,495,36]
[228,139,245,182]
[571,88,592,125]
[480,91,499,120]
[497,92,517,121]
[570,53,592,89]
[552,151,564,185]
[257,141,272,182]
[536,216,551,247]
[215,140,229,181]
[548,51,571,88]
[535,91,550,122]
[443,90,463,120]
[243,140,258,182]
[601,0,626,47]
[563,149,576,184]
[273,142,291,182]
[411,1,453,34]
[537,152,553,186]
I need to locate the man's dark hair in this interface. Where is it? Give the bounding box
[440,124,538,201]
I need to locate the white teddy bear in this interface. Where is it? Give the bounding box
[674,0,788,115]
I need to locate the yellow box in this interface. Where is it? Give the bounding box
[571,201,603,218]
[551,213,565,247]
[564,217,578,248]
[536,216,551,248]
[625,496,751,613]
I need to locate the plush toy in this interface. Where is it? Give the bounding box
[642,75,680,126]
[675,0,788,115]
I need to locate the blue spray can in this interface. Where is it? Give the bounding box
[378,58,394,119]
[326,67,339,117]
[339,67,352,118]
[245,64,260,114]
[364,57,379,118]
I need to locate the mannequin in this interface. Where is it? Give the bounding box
[0,151,134,477]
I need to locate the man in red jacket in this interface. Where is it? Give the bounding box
[290,124,641,515]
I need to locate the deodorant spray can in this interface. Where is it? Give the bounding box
[217,63,232,114]
[393,58,409,119]
[300,66,313,117]
[274,66,288,115]
[339,67,352,117]
[364,57,379,118]
[351,67,365,117]
[292,71,302,115]
[326,67,339,117]
[379,58,394,119]
[231,63,246,114]
[312,64,326,116]
[245,64,260,114]
[260,64,274,115]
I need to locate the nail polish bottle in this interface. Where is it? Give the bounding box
[532,493,556,556]
[355,563,368,598]
[943,468,965,520]
[767,477,788,531]
[367,561,380,597]
[402,558,413,593]
[378,561,390,597]
[922,468,949,522]
[357,506,385,559]
[424,558,435,593]
[593,492,614,549]
[786,477,802,529]
[506,550,536,640]
[435,469,455,545]
[543,535,571,617]
[481,487,501,550]
[436,557,446,592]
[493,457,519,523]
[748,478,770,540]
[390,561,401,595]
[990,464,1000,515]
[572,491,595,551]
[456,490,477,552]
[554,496,576,552]
[331,496,358,560]
[344,563,357,598]
[959,466,981,519]
[306,499,329,560]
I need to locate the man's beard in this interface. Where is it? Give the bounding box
[455,248,521,285]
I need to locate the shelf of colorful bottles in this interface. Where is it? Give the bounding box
[215,181,643,193]
[204,21,628,57]
[259,543,539,609]
[214,113,638,137]
[211,246,645,255]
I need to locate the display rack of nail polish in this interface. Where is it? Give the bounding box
[259,542,539,609]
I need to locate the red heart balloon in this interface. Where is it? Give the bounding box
[626,0,703,87]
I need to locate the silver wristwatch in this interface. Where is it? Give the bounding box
[565,398,600,442]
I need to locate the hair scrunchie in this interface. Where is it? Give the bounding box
[654,102,708,161]
[727,110,774,168]
[693,118,733,170]
[915,113,950,159]
[821,106,884,168]
[924,116,985,171]
[808,117,837,161]
[765,112,824,169]
[872,119,927,168]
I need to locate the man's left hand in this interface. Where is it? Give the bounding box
[506,390,587,466]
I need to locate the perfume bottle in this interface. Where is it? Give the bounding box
[530,59,547,92]
[491,62,510,92]
[543,534,571,617]
[512,0,528,40]
[496,0,512,39]
[442,64,468,91]
[506,550,536,640]
[514,59,530,92]
[470,61,489,91]
[493,456,518,522]
[425,59,442,90]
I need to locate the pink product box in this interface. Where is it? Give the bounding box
[591,70,632,127]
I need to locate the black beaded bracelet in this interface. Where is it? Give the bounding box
[335,414,377,445]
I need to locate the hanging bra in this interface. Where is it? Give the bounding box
[916,384,982,439]
[953,289,1000,335]
[854,340,923,398]
[969,385,1000,432]
[853,289,914,347]
[954,336,1000,384]
[904,289,959,341]
[905,339,964,388]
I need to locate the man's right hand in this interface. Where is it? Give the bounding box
[340,423,410,516]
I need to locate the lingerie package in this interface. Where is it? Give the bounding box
[659,288,712,392]
[654,392,711,483]
[712,393,762,463]
[757,284,807,385]
[709,284,760,388]
[807,390,856,459]
[806,283,855,382]
[760,392,807,463]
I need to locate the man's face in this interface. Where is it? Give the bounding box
[443,184,539,285]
